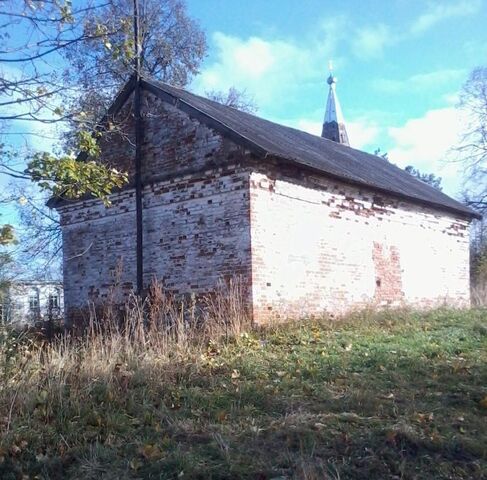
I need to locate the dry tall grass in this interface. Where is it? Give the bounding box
[0,278,249,444]
[471,282,487,306]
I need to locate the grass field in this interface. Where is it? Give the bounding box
[0,308,486,479]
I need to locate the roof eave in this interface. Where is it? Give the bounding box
[268,154,480,220]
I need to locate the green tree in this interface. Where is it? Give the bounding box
[62,0,207,141]
[373,147,389,161]
[0,1,250,253]
[373,149,443,191]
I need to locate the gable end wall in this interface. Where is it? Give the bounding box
[58,93,254,323]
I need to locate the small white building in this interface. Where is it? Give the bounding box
[0,281,64,327]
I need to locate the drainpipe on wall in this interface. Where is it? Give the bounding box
[133,0,144,296]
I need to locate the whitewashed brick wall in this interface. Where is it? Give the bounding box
[249,168,470,322]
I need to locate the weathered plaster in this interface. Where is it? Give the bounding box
[249,167,470,322]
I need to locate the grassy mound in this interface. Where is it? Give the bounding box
[0,308,486,479]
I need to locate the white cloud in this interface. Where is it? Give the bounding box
[410,69,465,89]
[194,32,315,110]
[348,0,483,61]
[231,36,277,77]
[410,0,482,35]
[347,119,381,149]
[351,24,393,59]
[294,119,322,136]
[193,23,383,152]
[260,105,467,197]
[191,12,474,200]
[317,15,350,57]
[373,68,466,94]
[192,15,349,112]
[387,107,467,195]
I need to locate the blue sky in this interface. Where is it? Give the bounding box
[186,0,487,196]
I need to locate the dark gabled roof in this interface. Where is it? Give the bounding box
[141,78,478,219]
[49,75,479,219]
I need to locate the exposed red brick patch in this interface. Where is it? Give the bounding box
[372,242,404,304]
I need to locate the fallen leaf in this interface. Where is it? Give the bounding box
[386,430,397,445]
[415,412,434,423]
[138,443,162,460]
[216,410,227,422]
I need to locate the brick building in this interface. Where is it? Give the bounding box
[49,73,479,324]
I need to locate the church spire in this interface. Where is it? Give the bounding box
[321,62,350,146]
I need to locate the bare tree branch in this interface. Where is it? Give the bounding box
[456,66,487,216]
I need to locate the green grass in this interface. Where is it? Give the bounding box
[1,308,487,479]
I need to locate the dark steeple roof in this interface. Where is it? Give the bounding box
[321,73,350,146]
